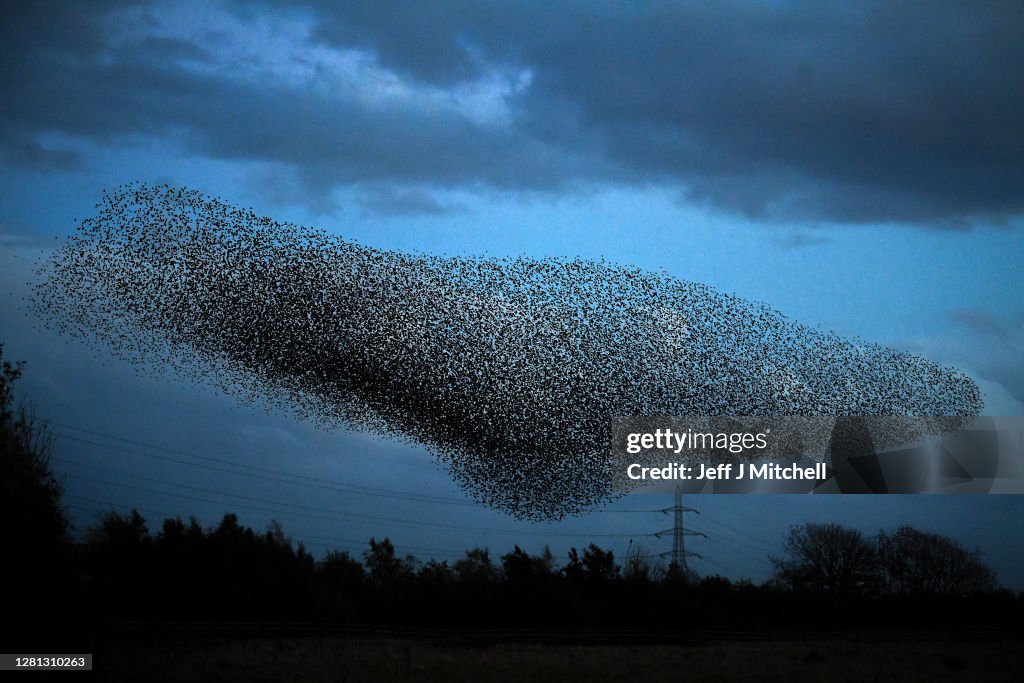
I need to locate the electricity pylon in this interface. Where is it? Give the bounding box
[655,485,706,574]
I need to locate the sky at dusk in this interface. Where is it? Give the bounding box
[2,1,1023,587]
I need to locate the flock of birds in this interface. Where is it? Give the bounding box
[31,184,983,519]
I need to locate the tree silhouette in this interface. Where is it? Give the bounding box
[84,509,154,618]
[319,549,365,588]
[364,537,415,585]
[623,543,654,583]
[501,545,555,586]
[563,547,584,582]
[315,549,364,619]
[57,505,1013,631]
[581,544,619,581]
[0,341,1011,635]
[0,344,71,620]
[878,526,996,596]
[453,547,500,584]
[664,560,698,585]
[772,522,879,596]
[565,543,619,583]
[416,559,454,584]
[87,508,150,546]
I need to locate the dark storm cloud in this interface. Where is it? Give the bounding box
[0,1,598,206]
[3,1,1023,224]
[0,1,126,171]
[296,0,1024,225]
[0,131,84,172]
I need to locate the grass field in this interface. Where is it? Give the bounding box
[94,635,1018,682]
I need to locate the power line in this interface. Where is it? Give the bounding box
[50,421,699,516]
[66,494,764,579]
[53,431,481,507]
[65,493,635,563]
[64,496,466,560]
[55,464,649,539]
[52,426,476,506]
[699,538,773,566]
[47,423,776,583]
[50,421,768,577]
[694,555,752,575]
[704,524,774,557]
[66,495,180,522]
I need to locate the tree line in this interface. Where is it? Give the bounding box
[2,344,1020,633]
[66,507,1016,626]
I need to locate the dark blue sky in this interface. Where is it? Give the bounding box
[1,1,1022,587]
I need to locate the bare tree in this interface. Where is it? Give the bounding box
[623,542,652,582]
[772,522,879,596]
[877,526,996,596]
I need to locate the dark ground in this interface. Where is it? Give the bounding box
[83,627,1022,682]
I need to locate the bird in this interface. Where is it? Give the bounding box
[30,182,984,520]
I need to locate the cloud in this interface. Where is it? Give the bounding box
[356,185,460,216]
[948,308,1017,340]
[0,131,84,172]
[0,224,64,250]
[1,2,597,207]
[2,1,1023,224]
[771,231,831,250]
[947,308,1024,406]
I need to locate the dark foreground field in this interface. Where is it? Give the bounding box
[92,632,1018,682]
